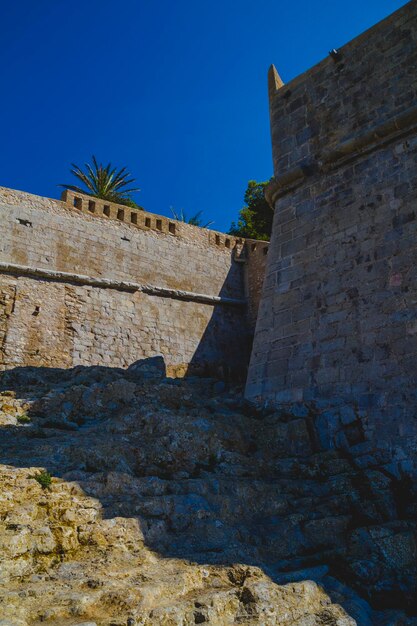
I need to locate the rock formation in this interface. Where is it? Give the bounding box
[0,360,416,625]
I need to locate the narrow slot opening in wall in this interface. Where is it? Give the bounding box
[74,197,82,210]
[131,212,138,225]
[225,238,231,249]
[156,219,162,231]
[251,243,257,251]
[168,222,176,235]
[16,218,32,227]
[263,247,268,255]
[88,200,96,213]
[117,208,125,221]
[103,205,110,217]
[215,235,221,245]
[145,217,151,228]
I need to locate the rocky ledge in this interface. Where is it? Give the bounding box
[0,359,416,625]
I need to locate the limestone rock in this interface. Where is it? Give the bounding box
[0,364,415,624]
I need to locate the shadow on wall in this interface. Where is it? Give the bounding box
[186,301,251,383]
[186,254,252,383]
[0,357,416,622]
[0,250,252,382]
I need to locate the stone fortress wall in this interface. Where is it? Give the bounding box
[1,0,416,477]
[246,0,417,473]
[0,186,268,378]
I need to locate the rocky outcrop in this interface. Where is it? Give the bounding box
[0,360,416,625]
[1,466,359,626]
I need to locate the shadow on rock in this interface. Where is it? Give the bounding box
[0,358,416,625]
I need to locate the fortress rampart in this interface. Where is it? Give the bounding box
[0,186,268,377]
[2,0,416,477]
[246,0,417,473]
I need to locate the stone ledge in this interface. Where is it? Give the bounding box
[0,262,247,308]
[266,103,417,207]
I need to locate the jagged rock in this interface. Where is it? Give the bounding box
[0,392,29,426]
[0,364,416,624]
[0,465,354,625]
[127,356,166,381]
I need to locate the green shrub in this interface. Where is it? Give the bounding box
[30,470,52,490]
[17,414,31,424]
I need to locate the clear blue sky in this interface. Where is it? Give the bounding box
[0,0,408,232]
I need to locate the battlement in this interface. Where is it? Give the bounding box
[60,189,262,254]
[0,185,269,270]
[0,185,268,378]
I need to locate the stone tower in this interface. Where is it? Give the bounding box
[246,0,417,475]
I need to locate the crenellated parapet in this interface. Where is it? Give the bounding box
[0,185,268,378]
[60,189,251,253]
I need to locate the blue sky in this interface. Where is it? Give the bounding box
[0,0,408,232]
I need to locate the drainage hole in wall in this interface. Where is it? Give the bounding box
[17,218,32,227]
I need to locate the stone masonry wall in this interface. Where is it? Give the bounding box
[246,0,417,474]
[244,242,270,328]
[0,187,266,378]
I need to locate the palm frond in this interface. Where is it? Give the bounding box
[60,155,140,202]
[70,163,96,193]
[111,187,141,195]
[170,207,213,228]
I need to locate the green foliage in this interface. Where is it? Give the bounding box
[30,470,52,490]
[170,208,214,229]
[17,413,31,424]
[60,156,142,208]
[229,180,273,241]
[117,196,142,208]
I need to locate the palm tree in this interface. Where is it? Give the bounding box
[60,156,141,208]
[170,208,214,228]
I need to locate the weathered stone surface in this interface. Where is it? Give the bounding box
[0,186,268,380]
[246,0,417,475]
[0,463,355,625]
[0,391,29,426]
[0,363,416,624]
[1,4,417,624]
